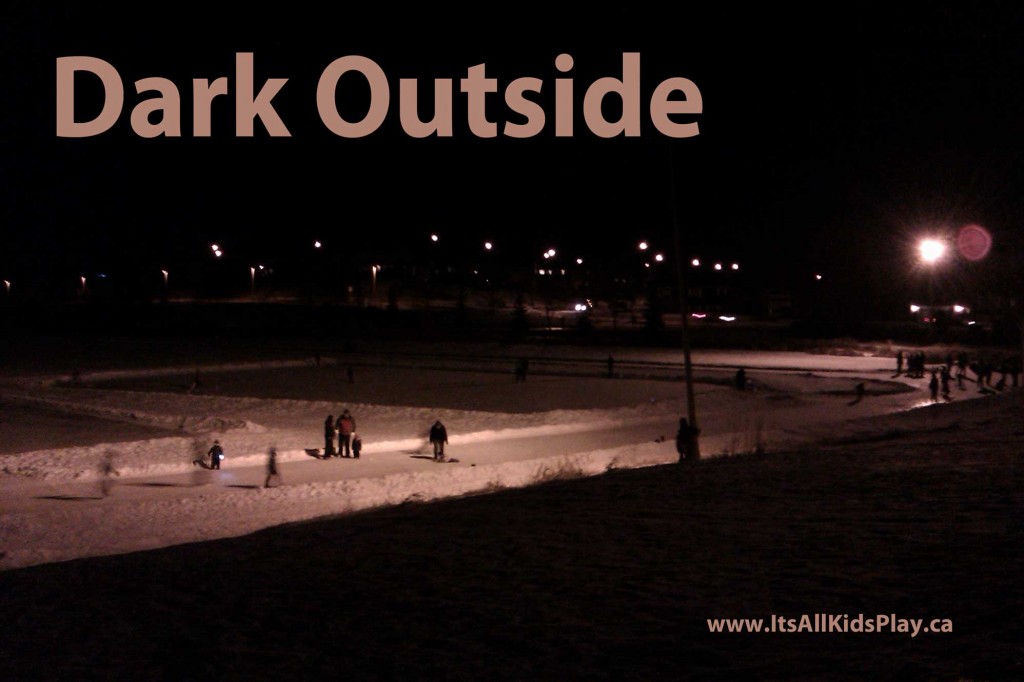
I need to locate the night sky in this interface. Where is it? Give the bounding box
[3,3,1023,310]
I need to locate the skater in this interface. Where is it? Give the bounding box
[263,446,281,488]
[323,415,336,458]
[895,350,904,376]
[607,355,615,378]
[99,452,120,497]
[351,433,362,459]
[940,366,952,399]
[734,367,747,391]
[675,417,700,463]
[429,420,448,461]
[928,371,939,402]
[336,409,356,457]
[208,440,224,470]
[850,382,865,405]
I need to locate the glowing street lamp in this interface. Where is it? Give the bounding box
[638,241,649,251]
[430,233,439,243]
[731,263,739,271]
[654,253,664,262]
[713,263,722,271]
[250,266,256,294]
[691,258,700,267]
[576,258,583,265]
[161,269,169,290]
[918,238,946,264]
[314,240,322,249]
[484,241,493,251]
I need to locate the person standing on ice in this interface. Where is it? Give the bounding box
[675,418,700,463]
[351,433,362,459]
[429,420,448,461]
[929,371,940,402]
[264,446,281,488]
[336,409,356,457]
[208,440,224,470]
[323,414,336,458]
[98,452,120,497]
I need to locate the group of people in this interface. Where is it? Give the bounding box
[897,350,1022,396]
[323,409,361,459]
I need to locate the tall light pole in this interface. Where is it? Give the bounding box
[918,237,947,313]
[670,144,700,461]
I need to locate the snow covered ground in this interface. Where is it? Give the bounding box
[0,341,1020,679]
[0,345,994,571]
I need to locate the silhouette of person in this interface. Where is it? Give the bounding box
[430,420,448,461]
[99,452,120,497]
[208,440,224,470]
[264,447,281,488]
[323,415,336,458]
[675,417,700,463]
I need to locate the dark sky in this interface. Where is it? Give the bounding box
[3,3,1023,304]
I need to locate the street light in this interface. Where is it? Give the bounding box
[691,258,700,267]
[484,241,493,251]
[161,269,169,291]
[654,253,665,262]
[918,238,946,264]
[314,240,322,249]
[638,241,649,251]
[430,233,439,243]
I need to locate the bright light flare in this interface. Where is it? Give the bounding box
[654,254,664,262]
[638,241,649,251]
[576,258,583,265]
[731,263,739,271]
[918,238,946,264]
[714,263,722,271]
[484,242,493,250]
[691,258,700,267]
[719,315,736,322]
[910,304,921,313]
[953,304,965,314]
[430,234,439,242]
[314,240,322,248]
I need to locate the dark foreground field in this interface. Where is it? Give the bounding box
[2,413,1021,681]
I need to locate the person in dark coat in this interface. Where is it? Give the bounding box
[323,415,336,458]
[336,409,356,457]
[99,452,120,497]
[351,433,362,459]
[429,420,448,461]
[675,417,700,463]
[208,440,224,470]
[264,447,280,488]
[929,371,940,402]
[735,367,747,391]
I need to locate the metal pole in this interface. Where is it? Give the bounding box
[670,143,700,460]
